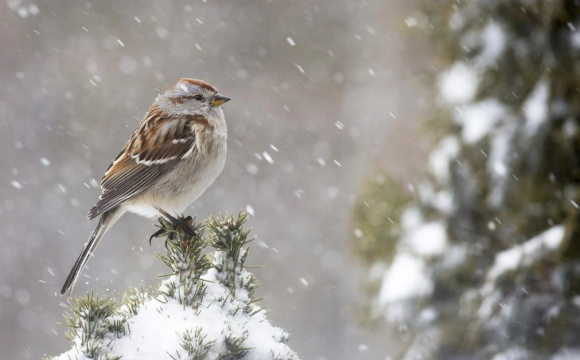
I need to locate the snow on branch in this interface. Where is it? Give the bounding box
[478,225,566,319]
[48,212,299,360]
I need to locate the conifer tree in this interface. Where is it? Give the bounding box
[353,1,580,359]
[49,212,299,360]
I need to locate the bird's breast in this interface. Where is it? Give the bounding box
[156,136,226,213]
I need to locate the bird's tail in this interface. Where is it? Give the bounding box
[60,209,121,296]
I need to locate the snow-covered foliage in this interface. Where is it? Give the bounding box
[353,1,580,359]
[50,213,299,360]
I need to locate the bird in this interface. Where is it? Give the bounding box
[60,78,230,296]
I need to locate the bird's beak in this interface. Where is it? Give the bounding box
[212,94,231,107]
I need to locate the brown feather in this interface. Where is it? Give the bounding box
[87,104,212,220]
[179,78,218,93]
[169,97,184,105]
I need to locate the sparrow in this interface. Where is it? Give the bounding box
[60,78,230,295]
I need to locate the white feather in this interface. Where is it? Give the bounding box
[131,154,178,165]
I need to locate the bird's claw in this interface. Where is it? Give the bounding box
[172,216,196,238]
[149,228,167,246]
[149,215,196,249]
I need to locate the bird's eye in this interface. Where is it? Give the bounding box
[193,94,204,101]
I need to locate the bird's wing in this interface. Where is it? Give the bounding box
[87,106,202,220]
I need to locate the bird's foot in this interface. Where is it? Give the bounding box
[171,215,196,238]
[150,213,197,248]
[149,227,168,246]
[149,223,174,250]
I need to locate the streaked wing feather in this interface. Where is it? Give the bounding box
[87,107,197,220]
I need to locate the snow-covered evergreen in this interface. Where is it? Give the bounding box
[353,1,580,359]
[49,213,299,360]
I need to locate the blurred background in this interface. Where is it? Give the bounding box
[0,0,431,359]
[7,1,580,360]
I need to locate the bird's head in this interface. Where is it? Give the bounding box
[158,78,230,118]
